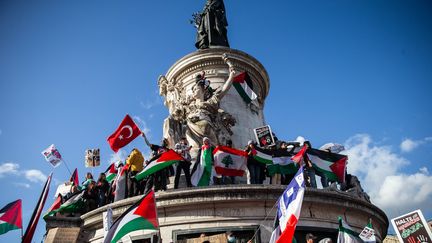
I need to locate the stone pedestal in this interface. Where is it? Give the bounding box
[45,186,388,243]
[159,47,270,149]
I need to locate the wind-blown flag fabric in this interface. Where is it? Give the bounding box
[44,191,85,218]
[337,217,363,243]
[22,173,52,243]
[135,149,183,181]
[270,166,305,243]
[213,146,247,177]
[104,190,158,243]
[70,168,79,186]
[104,163,118,183]
[0,199,22,236]
[191,145,213,187]
[268,149,299,176]
[291,145,307,164]
[253,146,273,165]
[306,148,347,183]
[43,194,62,218]
[107,114,141,152]
[41,144,62,167]
[233,71,258,104]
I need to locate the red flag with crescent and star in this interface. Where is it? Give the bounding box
[107,114,141,152]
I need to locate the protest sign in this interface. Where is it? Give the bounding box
[391,209,432,243]
[253,125,275,147]
[85,148,100,167]
[41,144,62,167]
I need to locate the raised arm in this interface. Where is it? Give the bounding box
[217,53,236,99]
[141,132,151,147]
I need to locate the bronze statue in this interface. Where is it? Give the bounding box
[193,0,229,49]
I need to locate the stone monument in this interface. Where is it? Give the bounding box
[44,2,390,243]
[159,48,269,151]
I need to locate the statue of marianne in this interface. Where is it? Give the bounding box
[195,0,230,49]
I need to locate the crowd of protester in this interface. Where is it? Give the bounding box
[52,132,348,217]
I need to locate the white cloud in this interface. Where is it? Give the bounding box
[400,137,432,153]
[24,169,47,183]
[400,138,420,153]
[0,162,48,185]
[139,94,162,110]
[344,134,432,219]
[109,149,128,165]
[13,182,30,188]
[0,162,20,177]
[133,115,151,137]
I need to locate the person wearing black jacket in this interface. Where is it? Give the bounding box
[96,173,109,207]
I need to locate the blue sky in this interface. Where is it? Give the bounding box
[1,0,431,242]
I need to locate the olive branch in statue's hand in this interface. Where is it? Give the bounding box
[222,53,235,76]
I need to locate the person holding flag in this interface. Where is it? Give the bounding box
[174,137,193,189]
[191,137,215,187]
[142,132,170,192]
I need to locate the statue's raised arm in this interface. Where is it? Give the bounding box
[217,53,236,99]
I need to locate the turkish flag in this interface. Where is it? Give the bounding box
[107,114,141,152]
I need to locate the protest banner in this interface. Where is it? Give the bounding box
[85,149,100,167]
[391,209,432,243]
[41,144,62,167]
[253,125,275,147]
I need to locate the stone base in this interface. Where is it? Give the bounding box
[44,185,388,243]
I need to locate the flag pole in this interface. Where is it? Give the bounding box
[249,198,279,242]
[61,159,72,175]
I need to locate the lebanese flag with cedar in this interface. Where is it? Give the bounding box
[104,190,158,243]
[0,199,22,236]
[135,150,183,181]
[107,114,141,152]
[213,146,248,177]
[306,148,347,183]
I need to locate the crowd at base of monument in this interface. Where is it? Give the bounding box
[44,130,369,219]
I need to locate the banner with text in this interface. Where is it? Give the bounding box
[391,209,432,243]
[253,125,275,147]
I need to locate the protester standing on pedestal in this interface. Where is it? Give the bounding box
[174,137,193,189]
[125,148,144,197]
[142,132,169,191]
[245,140,262,184]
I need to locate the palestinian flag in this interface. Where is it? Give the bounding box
[135,150,183,181]
[306,148,347,183]
[233,71,258,104]
[104,190,158,243]
[337,217,363,243]
[213,146,247,177]
[105,163,118,183]
[0,199,22,236]
[268,150,299,176]
[253,147,273,165]
[291,145,307,164]
[43,194,62,218]
[191,145,214,187]
[70,168,79,186]
[44,191,85,218]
